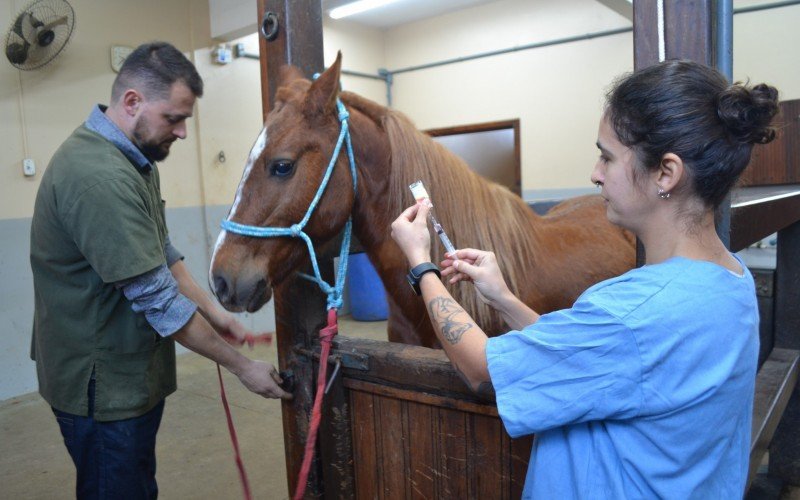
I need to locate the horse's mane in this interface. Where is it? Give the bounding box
[382,110,544,335]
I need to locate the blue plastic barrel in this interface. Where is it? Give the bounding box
[347,253,389,321]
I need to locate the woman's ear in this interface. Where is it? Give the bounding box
[655,152,684,195]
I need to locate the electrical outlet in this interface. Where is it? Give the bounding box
[23,158,35,177]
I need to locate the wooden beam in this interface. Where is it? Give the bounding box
[257,0,324,117]
[730,186,800,252]
[632,0,659,70]
[663,0,714,66]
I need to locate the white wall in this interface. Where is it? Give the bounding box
[733,3,800,101]
[383,0,633,198]
[374,0,800,199]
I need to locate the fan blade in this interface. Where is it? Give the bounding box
[13,13,40,44]
[40,16,69,32]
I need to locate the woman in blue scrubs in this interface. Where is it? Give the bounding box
[391,60,779,498]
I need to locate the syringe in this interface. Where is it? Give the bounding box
[409,180,458,259]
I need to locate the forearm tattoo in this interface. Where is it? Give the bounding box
[427,296,473,345]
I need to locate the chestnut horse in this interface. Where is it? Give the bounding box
[210,54,635,347]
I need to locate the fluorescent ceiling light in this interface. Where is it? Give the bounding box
[329,0,403,19]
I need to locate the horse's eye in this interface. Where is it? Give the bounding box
[269,160,295,177]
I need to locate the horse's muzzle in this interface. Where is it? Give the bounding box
[211,270,272,313]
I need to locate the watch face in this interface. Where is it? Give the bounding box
[111,45,134,73]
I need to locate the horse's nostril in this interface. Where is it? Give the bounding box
[246,278,269,312]
[213,274,230,301]
[253,278,267,298]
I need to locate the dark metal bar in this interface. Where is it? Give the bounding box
[714,0,734,248]
[716,0,733,80]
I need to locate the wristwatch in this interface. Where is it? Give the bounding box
[406,262,441,296]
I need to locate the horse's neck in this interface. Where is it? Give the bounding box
[345,100,395,253]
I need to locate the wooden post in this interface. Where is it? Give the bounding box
[256,0,327,496]
[258,0,324,117]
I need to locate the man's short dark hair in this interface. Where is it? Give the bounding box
[111,42,203,102]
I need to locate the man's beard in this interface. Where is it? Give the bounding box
[132,117,173,162]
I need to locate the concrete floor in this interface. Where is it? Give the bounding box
[0,316,387,500]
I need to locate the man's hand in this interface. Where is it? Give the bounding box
[391,203,433,267]
[213,313,272,348]
[237,360,293,400]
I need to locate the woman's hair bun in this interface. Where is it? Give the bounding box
[716,82,780,145]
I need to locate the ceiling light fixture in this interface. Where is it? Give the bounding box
[329,0,403,20]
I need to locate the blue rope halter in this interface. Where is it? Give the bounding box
[220,97,357,311]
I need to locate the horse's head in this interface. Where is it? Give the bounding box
[210,54,355,312]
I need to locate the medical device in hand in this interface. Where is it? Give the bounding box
[409,180,458,259]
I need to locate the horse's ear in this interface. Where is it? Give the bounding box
[304,51,342,119]
[279,65,306,86]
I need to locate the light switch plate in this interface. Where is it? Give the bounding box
[23,158,35,177]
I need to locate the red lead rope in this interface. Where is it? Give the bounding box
[217,363,253,500]
[216,332,273,500]
[293,308,338,500]
[216,311,338,500]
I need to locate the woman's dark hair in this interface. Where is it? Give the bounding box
[605,60,779,208]
[111,42,203,102]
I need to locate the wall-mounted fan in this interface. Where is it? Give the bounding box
[5,0,75,70]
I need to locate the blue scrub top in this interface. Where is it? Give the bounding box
[487,255,759,499]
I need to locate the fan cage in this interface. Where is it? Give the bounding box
[4,0,76,70]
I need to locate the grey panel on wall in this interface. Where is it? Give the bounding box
[0,218,36,400]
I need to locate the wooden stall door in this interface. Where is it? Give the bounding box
[317,337,532,499]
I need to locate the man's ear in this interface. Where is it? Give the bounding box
[121,89,143,116]
[655,152,684,194]
[303,51,342,120]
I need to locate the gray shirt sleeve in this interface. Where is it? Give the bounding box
[115,264,197,336]
[164,235,184,267]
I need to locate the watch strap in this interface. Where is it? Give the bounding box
[407,262,441,296]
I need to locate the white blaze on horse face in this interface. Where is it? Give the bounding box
[229,125,267,219]
[211,125,269,268]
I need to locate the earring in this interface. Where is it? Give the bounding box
[658,188,670,199]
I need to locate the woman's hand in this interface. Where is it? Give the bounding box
[441,248,513,307]
[391,203,433,267]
